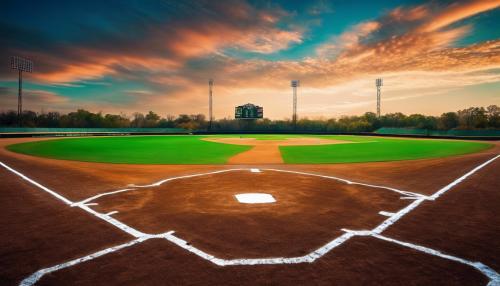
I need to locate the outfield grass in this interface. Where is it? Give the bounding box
[6,135,492,164]
[280,136,492,164]
[7,136,251,164]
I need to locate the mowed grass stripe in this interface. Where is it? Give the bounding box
[280,138,492,164]
[7,136,251,164]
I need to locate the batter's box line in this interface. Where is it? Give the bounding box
[1,154,499,286]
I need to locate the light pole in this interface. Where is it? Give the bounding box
[376,78,383,117]
[208,79,214,130]
[11,56,33,126]
[291,80,300,129]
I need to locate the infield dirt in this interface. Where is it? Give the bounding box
[202,137,351,164]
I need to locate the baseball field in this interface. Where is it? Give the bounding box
[0,134,499,285]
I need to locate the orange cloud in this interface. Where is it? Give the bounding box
[419,0,500,32]
[8,1,302,85]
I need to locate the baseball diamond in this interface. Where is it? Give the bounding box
[2,1,500,285]
[0,135,499,285]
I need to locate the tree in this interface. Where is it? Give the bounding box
[486,105,500,128]
[131,112,145,127]
[457,107,488,129]
[438,112,459,130]
[0,105,498,131]
[144,111,160,127]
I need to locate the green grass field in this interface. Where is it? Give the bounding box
[279,136,492,163]
[7,136,251,164]
[6,135,492,164]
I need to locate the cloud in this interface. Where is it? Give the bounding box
[418,0,500,32]
[0,0,499,118]
[0,1,303,84]
[0,87,69,112]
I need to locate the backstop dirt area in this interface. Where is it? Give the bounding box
[0,137,499,286]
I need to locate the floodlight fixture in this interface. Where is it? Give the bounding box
[11,56,33,73]
[10,56,34,126]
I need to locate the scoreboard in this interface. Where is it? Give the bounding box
[235,103,263,119]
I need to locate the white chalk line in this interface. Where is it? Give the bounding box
[430,154,500,200]
[264,168,429,199]
[71,169,250,205]
[162,231,355,266]
[342,229,500,285]
[71,188,135,207]
[372,234,500,285]
[77,204,146,238]
[19,231,175,286]
[373,154,500,234]
[378,211,395,217]
[132,168,248,188]
[0,161,73,205]
[75,167,426,207]
[1,155,498,285]
[19,237,149,286]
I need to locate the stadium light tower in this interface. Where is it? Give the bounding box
[208,79,214,130]
[375,78,383,117]
[291,80,300,129]
[11,56,33,126]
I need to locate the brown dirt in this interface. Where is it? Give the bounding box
[384,158,500,270]
[92,170,408,258]
[0,137,498,285]
[227,145,284,163]
[0,167,131,285]
[38,237,486,286]
[202,137,352,146]
[203,137,351,164]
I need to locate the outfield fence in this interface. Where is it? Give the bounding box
[0,127,189,138]
[375,128,500,137]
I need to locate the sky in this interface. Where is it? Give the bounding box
[1,0,499,119]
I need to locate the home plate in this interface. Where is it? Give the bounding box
[235,193,276,204]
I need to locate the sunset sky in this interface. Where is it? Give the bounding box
[1,0,499,119]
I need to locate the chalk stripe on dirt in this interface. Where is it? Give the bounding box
[0,155,498,286]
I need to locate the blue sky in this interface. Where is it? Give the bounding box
[1,0,499,118]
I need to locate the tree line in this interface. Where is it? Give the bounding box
[0,105,498,132]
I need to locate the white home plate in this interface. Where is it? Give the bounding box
[235,193,276,204]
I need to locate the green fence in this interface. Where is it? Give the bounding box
[0,127,189,134]
[376,128,500,137]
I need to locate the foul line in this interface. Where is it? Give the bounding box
[342,230,500,285]
[0,155,498,286]
[0,161,73,205]
[264,168,428,199]
[19,237,149,286]
[373,154,500,234]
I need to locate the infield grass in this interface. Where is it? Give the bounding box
[7,136,251,164]
[6,135,492,164]
[279,136,492,163]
